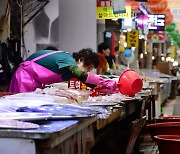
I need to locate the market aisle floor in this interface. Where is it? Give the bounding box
[172,96,180,115]
[139,96,180,154]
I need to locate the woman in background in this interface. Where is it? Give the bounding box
[96,42,110,75]
[9,47,117,94]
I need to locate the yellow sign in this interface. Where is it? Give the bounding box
[96,6,131,19]
[119,34,125,52]
[127,30,139,48]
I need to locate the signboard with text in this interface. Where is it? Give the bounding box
[127,30,139,47]
[137,14,165,31]
[68,78,91,90]
[96,0,131,19]
[148,14,165,31]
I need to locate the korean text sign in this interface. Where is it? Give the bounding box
[137,14,165,31]
[96,0,131,19]
[127,30,139,47]
[68,78,91,90]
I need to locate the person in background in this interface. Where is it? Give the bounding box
[106,53,115,70]
[106,47,120,74]
[96,42,111,75]
[106,46,121,70]
[9,47,117,94]
[114,46,120,69]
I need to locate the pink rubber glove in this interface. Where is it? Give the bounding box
[85,72,117,94]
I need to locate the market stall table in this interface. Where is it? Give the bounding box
[0,89,150,154]
[0,118,97,154]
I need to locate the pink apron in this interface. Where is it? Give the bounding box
[9,51,64,93]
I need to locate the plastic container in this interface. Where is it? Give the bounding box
[154,116,180,123]
[154,135,180,154]
[147,122,180,140]
[117,69,143,96]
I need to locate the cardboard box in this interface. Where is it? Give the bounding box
[156,61,172,75]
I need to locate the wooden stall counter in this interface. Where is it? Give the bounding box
[0,118,96,154]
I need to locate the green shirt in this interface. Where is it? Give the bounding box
[26,50,96,88]
[26,50,77,74]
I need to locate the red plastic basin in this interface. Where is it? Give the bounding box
[147,122,180,140]
[154,116,180,123]
[154,135,180,154]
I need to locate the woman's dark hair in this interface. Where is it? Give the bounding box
[98,42,110,53]
[72,48,100,68]
[44,46,58,51]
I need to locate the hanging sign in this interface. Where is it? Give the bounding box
[137,14,165,31]
[127,30,139,47]
[148,14,165,31]
[96,0,131,19]
[119,34,125,52]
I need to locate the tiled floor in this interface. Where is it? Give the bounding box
[138,96,180,154]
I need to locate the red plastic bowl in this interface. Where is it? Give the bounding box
[154,135,180,154]
[117,69,143,96]
[147,122,180,140]
[154,116,180,123]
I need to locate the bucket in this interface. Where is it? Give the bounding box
[154,135,180,154]
[147,122,180,140]
[154,116,180,123]
[117,69,143,96]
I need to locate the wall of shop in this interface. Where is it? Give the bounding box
[23,0,96,58]
[97,19,105,45]
[0,0,10,42]
[23,0,59,58]
[59,0,96,53]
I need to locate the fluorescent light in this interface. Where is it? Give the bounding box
[171,59,174,62]
[131,47,136,51]
[166,57,171,62]
[173,61,178,66]
[111,18,118,21]
[124,42,127,47]
[140,53,143,59]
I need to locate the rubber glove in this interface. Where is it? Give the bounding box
[85,72,117,94]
